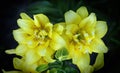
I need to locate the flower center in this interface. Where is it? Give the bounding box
[35,29,48,44]
[73,30,94,45]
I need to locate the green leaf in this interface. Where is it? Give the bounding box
[49,68,57,73]
[55,48,69,61]
[26,1,61,16]
[49,68,66,73]
[49,60,63,69]
[25,1,63,23]
[64,66,79,73]
[28,1,53,9]
[36,64,49,72]
[57,68,66,73]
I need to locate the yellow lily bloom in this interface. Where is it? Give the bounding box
[14,13,51,48]
[6,12,66,55]
[5,13,66,73]
[63,6,108,73]
[12,13,65,50]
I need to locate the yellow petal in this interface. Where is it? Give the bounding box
[72,51,90,67]
[17,19,34,34]
[76,6,88,19]
[50,32,66,50]
[72,51,93,73]
[79,13,96,29]
[90,39,108,53]
[53,23,64,35]
[13,29,38,48]
[65,10,81,24]
[13,29,29,44]
[20,13,33,21]
[38,57,48,65]
[23,63,38,73]
[95,21,108,38]
[36,41,49,56]
[5,49,16,54]
[15,45,28,56]
[26,38,39,48]
[36,40,49,56]
[13,57,24,70]
[65,23,79,35]
[25,49,40,65]
[37,47,47,56]
[44,48,55,63]
[93,53,104,71]
[44,55,55,63]
[44,23,53,38]
[34,14,49,27]
[2,69,22,73]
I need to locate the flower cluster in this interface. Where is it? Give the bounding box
[3,6,108,73]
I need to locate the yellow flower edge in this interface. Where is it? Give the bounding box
[63,6,108,73]
[4,13,66,73]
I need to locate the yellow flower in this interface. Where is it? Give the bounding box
[5,13,66,73]
[14,13,52,48]
[63,6,108,73]
[5,44,54,73]
[6,12,66,55]
[11,13,65,50]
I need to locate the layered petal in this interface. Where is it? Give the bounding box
[93,53,104,71]
[26,37,39,48]
[44,54,55,63]
[13,29,29,44]
[20,13,33,21]
[76,6,88,19]
[65,23,79,35]
[44,23,53,38]
[13,58,24,70]
[53,23,64,35]
[34,14,49,27]
[72,50,93,73]
[50,32,66,50]
[79,13,96,29]
[15,45,28,56]
[13,57,38,73]
[65,10,81,24]
[90,38,108,53]
[72,51,90,66]
[95,21,108,38]
[25,49,40,65]
[36,41,49,57]
[17,19,34,34]
[5,45,28,56]
[23,63,38,73]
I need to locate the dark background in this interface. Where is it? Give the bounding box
[0,0,120,73]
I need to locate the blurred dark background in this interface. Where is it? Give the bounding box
[0,0,120,73]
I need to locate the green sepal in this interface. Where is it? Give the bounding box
[55,48,69,61]
[36,64,49,72]
[48,60,63,69]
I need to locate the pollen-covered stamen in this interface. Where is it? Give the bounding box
[73,33,81,43]
[34,29,48,44]
[38,30,48,39]
[73,30,94,45]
